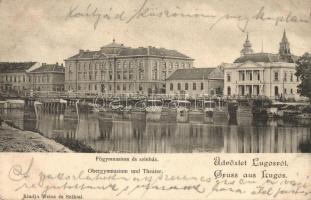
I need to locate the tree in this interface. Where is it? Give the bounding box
[295,52,311,100]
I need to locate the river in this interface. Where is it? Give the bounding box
[1,108,310,153]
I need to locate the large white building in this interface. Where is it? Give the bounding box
[223,31,301,99]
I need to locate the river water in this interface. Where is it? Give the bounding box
[1,108,311,153]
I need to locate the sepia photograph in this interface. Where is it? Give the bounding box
[0,0,311,153]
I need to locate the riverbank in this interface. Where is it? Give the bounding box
[0,122,72,152]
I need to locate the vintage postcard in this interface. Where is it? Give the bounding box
[0,0,310,199]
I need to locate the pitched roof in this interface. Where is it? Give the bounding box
[30,64,64,73]
[234,53,298,63]
[67,44,193,60]
[0,62,37,73]
[167,68,223,80]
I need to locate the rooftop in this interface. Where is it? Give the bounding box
[0,62,37,73]
[67,39,193,60]
[234,53,299,63]
[167,68,223,80]
[30,63,64,73]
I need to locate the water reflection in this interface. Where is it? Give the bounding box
[1,109,311,153]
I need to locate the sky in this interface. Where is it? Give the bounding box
[0,0,310,67]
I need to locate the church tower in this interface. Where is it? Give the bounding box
[279,30,291,55]
[240,33,254,56]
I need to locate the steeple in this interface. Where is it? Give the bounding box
[279,29,291,55]
[240,32,254,56]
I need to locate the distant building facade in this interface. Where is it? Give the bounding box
[64,39,194,95]
[0,62,40,94]
[166,67,224,97]
[29,63,65,91]
[223,31,301,99]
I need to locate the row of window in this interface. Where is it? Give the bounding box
[170,82,204,91]
[70,60,191,72]
[0,75,26,83]
[226,71,299,82]
[226,86,298,96]
[76,83,144,92]
[274,71,298,82]
[30,75,51,83]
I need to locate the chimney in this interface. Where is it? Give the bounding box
[56,62,59,66]
[42,63,46,66]
[61,63,63,67]
[79,49,84,54]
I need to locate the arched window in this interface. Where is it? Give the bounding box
[274,86,279,96]
[170,83,173,90]
[177,83,181,90]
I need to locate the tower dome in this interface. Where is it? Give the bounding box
[240,33,254,56]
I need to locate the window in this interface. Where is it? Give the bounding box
[185,83,188,90]
[284,88,287,94]
[274,72,279,81]
[117,72,121,80]
[139,62,144,80]
[123,84,126,91]
[163,62,167,70]
[117,85,120,90]
[129,71,133,80]
[129,62,134,69]
[123,61,128,69]
[101,71,105,80]
[109,72,113,80]
[239,71,245,81]
[201,82,204,90]
[193,83,196,90]
[284,72,287,82]
[290,89,293,94]
[177,83,181,90]
[95,84,97,91]
[123,72,127,80]
[290,73,293,82]
[117,62,121,69]
[226,73,231,82]
[170,83,173,91]
[227,87,231,96]
[169,62,173,70]
[152,65,158,80]
[162,71,167,80]
[175,62,179,69]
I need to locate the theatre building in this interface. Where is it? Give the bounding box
[223,31,301,99]
[166,67,224,97]
[64,39,194,95]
